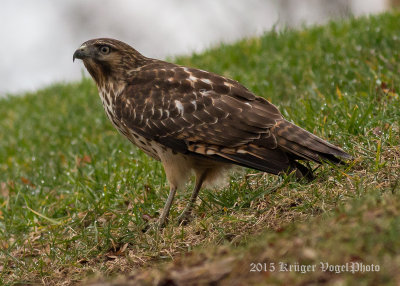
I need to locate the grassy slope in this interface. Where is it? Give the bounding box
[1,12,400,285]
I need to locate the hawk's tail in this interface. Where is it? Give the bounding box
[188,119,351,180]
[271,119,351,164]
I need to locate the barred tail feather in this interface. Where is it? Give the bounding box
[273,120,351,164]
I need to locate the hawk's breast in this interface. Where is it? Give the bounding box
[99,87,163,160]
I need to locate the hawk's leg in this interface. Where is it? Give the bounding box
[177,170,208,225]
[158,185,177,228]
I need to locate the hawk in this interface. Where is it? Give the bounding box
[73,38,351,227]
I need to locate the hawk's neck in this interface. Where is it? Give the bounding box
[97,81,124,119]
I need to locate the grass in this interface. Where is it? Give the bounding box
[1,12,400,285]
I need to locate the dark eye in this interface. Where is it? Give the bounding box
[99,45,110,54]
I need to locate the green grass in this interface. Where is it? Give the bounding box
[1,12,400,285]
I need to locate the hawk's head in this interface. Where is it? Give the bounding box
[73,38,147,86]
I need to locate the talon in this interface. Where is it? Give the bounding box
[177,212,192,225]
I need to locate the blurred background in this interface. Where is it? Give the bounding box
[0,0,398,96]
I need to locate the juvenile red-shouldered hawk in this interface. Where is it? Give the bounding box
[73,38,351,227]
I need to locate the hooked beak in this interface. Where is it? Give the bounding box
[73,45,90,62]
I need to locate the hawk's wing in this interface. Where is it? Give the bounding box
[115,63,349,174]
